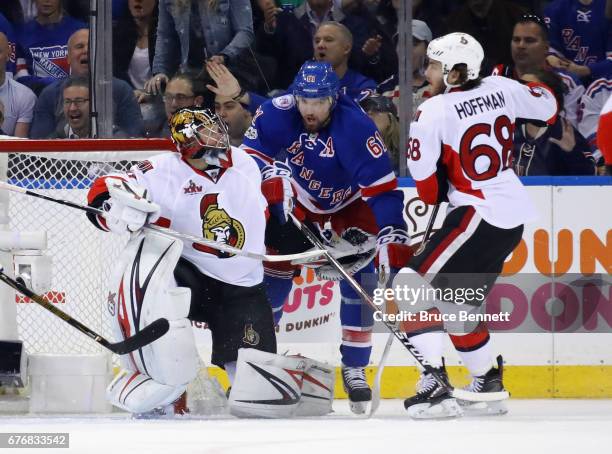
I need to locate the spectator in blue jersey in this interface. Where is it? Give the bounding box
[30,28,144,138]
[206,22,376,115]
[240,61,412,414]
[0,32,37,137]
[544,0,611,81]
[577,61,612,172]
[0,13,19,79]
[143,0,255,96]
[15,0,86,95]
[255,0,373,90]
[492,14,586,127]
[513,69,596,175]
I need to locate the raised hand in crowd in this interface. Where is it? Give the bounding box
[361,34,383,58]
[205,61,244,101]
[144,73,169,96]
[257,0,281,32]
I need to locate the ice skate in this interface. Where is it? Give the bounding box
[404,366,462,419]
[341,364,371,415]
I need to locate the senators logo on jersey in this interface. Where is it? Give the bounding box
[198,194,245,258]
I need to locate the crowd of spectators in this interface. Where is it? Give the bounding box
[0,0,610,176]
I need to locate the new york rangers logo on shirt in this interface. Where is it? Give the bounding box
[30,45,69,78]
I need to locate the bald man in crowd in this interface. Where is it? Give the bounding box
[30,28,143,138]
[208,21,376,115]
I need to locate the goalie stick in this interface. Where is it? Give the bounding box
[289,213,508,404]
[0,180,325,263]
[0,268,169,355]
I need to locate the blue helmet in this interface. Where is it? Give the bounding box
[293,61,340,99]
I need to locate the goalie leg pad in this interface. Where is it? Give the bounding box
[294,356,334,416]
[108,232,199,387]
[107,368,187,414]
[228,348,306,418]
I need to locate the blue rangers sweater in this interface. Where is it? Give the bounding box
[544,0,612,79]
[241,93,405,229]
[16,16,87,92]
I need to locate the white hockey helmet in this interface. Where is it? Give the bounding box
[426,32,484,87]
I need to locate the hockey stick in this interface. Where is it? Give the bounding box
[371,203,439,415]
[0,181,325,263]
[0,269,169,355]
[415,203,440,255]
[289,213,507,403]
[369,325,394,417]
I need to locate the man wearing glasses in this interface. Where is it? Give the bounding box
[148,73,209,138]
[30,28,144,138]
[54,76,90,138]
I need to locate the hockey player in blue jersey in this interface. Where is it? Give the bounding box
[241,61,412,414]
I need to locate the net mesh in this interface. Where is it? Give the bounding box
[5,151,153,355]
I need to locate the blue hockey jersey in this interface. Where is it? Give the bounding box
[241,93,405,229]
[544,0,612,78]
[16,16,87,91]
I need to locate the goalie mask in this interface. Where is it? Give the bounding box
[169,107,231,167]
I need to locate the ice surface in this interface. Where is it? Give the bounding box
[1,399,611,454]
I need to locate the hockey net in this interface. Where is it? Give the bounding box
[0,139,175,357]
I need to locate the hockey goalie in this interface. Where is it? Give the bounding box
[86,107,333,418]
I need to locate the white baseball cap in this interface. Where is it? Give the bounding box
[412,20,432,42]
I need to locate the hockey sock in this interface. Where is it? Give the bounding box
[450,322,494,376]
[340,296,372,367]
[263,273,294,324]
[400,308,445,368]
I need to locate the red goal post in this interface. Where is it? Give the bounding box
[0,139,175,356]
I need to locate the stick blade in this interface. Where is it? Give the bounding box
[109,318,170,355]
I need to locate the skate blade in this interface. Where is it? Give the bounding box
[349,400,370,415]
[459,399,508,416]
[407,398,463,420]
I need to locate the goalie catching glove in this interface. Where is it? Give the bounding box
[375,226,414,277]
[103,178,161,234]
[261,161,294,224]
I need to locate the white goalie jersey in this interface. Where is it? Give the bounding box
[407,76,558,229]
[89,146,268,287]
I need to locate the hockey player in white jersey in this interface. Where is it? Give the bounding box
[85,107,278,415]
[397,33,558,418]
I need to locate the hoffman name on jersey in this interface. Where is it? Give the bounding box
[454,90,506,120]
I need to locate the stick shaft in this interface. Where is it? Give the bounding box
[0,180,325,263]
[0,270,168,354]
